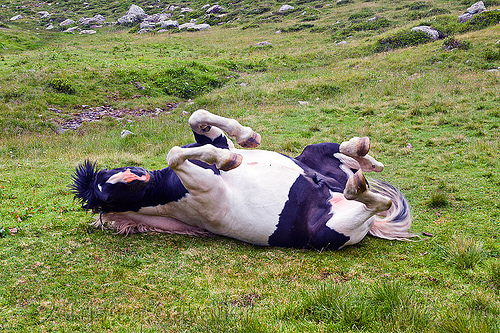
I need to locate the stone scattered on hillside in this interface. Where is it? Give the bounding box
[279,5,295,13]
[336,40,348,46]
[144,13,171,24]
[63,26,80,33]
[181,7,194,13]
[80,30,96,35]
[10,15,23,21]
[160,20,179,29]
[256,41,273,47]
[458,1,486,23]
[206,5,224,14]
[411,26,443,40]
[37,11,51,19]
[46,24,54,30]
[118,4,147,25]
[79,14,105,26]
[60,19,75,27]
[120,130,135,138]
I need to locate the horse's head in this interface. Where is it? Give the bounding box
[71,160,153,212]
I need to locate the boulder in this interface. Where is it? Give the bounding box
[160,20,179,29]
[143,13,171,23]
[140,21,156,29]
[458,1,486,23]
[38,11,51,19]
[10,15,23,21]
[80,30,97,35]
[118,4,147,25]
[63,26,81,33]
[279,5,294,13]
[60,19,75,27]
[206,5,223,14]
[411,26,443,40]
[79,14,106,26]
[46,24,54,30]
[256,41,273,47]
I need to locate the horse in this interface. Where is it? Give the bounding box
[71,109,415,250]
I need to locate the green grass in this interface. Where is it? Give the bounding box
[1,0,500,331]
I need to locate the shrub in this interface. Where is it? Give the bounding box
[443,37,471,51]
[280,23,315,33]
[48,78,76,94]
[460,10,500,32]
[374,30,432,52]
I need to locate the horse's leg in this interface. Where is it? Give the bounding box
[338,137,384,172]
[168,145,243,172]
[327,170,392,247]
[189,109,261,148]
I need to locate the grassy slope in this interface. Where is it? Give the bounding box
[1,0,500,331]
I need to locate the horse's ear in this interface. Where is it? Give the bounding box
[70,160,102,211]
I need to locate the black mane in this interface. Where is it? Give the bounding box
[70,160,101,211]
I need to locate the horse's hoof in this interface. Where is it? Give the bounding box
[344,170,367,200]
[340,137,370,157]
[219,152,243,171]
[238,131,261,148]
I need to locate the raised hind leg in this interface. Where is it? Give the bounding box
[338,137,384,173]
[326,170,392,247]
[189,109,261,148]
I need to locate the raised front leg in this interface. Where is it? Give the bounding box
[189,109,261,148]
[167,145,243,171]
[339,137,384,172]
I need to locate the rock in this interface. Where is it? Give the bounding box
[486,68,499,72]
[458,1,486,23]
[191,24,211,31]
[138,28,152,34]
[279,5,294,12]
[118,4,147,25]
[336,40,348,45]
[140,21,156,29]
[202,4,211,10]
[46,24,54,30]
[181,7,194,13]
[79,14,105,26]
[121,130,135,138]
[179,22,196,29]
[411,26,443,40]
[10,15,23,21]
[160,20,179,29]
[63,26,81,33]
[79,30,96,35]
[298,101,310,106]
[206,5,223,14]
[256,41,273,47]
[143,13,171,23]
[38,11,51,19]
[60,19,75,27]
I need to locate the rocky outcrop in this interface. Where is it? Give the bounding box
[10,15,23,21]
[59,19,75,27]
[279,5,294,13]
[79,15,105,26]
[458,1,486,23]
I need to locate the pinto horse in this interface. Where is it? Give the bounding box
[71,110,414,250]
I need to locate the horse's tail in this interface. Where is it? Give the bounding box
[367,178,418,241]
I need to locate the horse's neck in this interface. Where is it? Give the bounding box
[145,168,188,204]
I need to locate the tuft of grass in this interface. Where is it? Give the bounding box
[441,236,487,270]
[374,30,432,52]
[48,78,76,94]
[490,260,500,288]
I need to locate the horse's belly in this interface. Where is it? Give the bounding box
[208,150,301,245]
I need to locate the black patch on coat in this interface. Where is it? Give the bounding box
[268,174,350,250]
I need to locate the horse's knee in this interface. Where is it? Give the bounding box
[167,146,184,168]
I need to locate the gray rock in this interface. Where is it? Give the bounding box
[458,1,486,23]
[38,11,51,19]
[411,26,443,40]
[79,30,97,35]
[192,23,211,30]
[60,19,75,27]
[160,20,179,29]
[181,7,194,13]
[10,15,23,21]
[46,24,54,30]
[79,15,106,26]
[178,22,196,29]
[140,21,156,29]
[63,26,81,33]
[206,5,223,14]
[279,5,294,12]
[144,13,171,23]
[121,130,134,138]
[256,41,273,47]
[118,4,147,25]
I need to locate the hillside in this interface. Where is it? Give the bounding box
[1,0,500,332]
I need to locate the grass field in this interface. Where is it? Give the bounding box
[1,0,500,331]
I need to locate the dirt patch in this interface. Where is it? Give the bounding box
[49,103,179,132]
